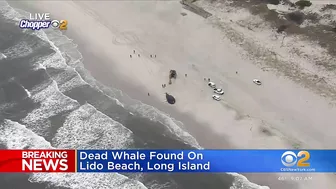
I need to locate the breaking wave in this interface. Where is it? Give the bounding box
[0,1,269,189]
[0,120,147,189]
[0,2,148,188]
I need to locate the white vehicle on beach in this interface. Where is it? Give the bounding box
[208,82,216,88]
[253,79,262,85]
[214,88,224,95]
[212,95,221,101]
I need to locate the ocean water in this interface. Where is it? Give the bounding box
[0,1,267,189]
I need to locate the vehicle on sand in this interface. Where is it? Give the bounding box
[212,95,221,101]
[214,88,224,95]
[253,79,262,85]
[208,82,216,88]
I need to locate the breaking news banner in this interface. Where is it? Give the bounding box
[0,150,76,172]
[0,150,336,173]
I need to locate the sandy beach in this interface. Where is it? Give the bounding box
[7,0,336,188]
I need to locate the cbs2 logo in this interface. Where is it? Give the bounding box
[281,151,310,167]
[51,20,68,30]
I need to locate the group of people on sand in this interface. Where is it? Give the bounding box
[129,50,140,58]
[130,50,156,59]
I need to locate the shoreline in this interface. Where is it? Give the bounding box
[6,1,336,189]
[70,29,297,189]
[66,28,293,189]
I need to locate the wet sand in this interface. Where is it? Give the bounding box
[7,1,336,189]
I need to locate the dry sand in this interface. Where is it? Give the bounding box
[11,1,336,189]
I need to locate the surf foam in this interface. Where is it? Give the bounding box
[0,119,148,189]
[52,103,134,149]
[0,3,150,188]
[1,2,271,189]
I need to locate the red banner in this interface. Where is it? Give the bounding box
[0,150,76,172]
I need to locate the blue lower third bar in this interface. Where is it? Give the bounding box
[75,150,336,173]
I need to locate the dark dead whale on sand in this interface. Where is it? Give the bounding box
[165,93,176,104]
